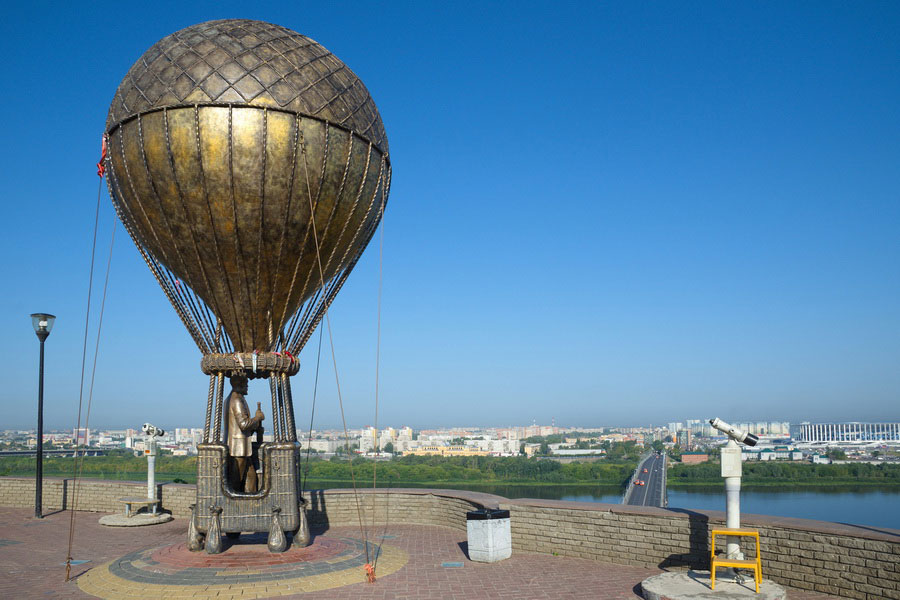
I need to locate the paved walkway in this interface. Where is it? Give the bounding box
[0,508,841,599]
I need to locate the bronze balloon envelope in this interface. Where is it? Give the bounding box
[102,19,391,553]
[104,19,390,359]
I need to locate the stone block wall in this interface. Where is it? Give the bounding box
[304,488,498,531]
[500,499,900,600]
[0,477,195,517]
[1,477,896,599]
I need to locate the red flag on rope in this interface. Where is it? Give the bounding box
[96,136,108,177]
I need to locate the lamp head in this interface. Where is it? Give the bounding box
[30,313,56,341]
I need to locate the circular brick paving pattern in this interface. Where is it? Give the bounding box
[77,534,408,599]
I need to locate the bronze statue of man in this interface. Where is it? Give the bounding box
[225,376,264,493]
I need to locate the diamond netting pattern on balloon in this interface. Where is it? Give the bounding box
[107,19,387,153]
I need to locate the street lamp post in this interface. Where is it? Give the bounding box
[31,313,55,519]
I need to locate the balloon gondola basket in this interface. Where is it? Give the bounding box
[188,357,310,554]
[191,442,307,554]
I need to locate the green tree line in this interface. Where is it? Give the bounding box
[6,452,898,487]
[668,461,900,485]
[0,451,196,481]
[0,453,636,485]
[305,455,636,485]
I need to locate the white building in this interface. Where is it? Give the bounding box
[358,427,378,452]
[300,439,340,453]
[797,422,900,443]
[73,428,90,446]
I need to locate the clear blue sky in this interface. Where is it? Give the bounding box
[1,2,898,432]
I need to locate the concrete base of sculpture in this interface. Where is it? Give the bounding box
[99,512,173,527]
[641,570,787,600]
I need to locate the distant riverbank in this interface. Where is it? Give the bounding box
[667,460,900,487]
[4,454,900,488]
[668,479,899,487]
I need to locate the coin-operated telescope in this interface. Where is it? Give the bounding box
[710,418,758,447]
[141,423,165,500]
[709,417,757,580]
[142,423,165,438]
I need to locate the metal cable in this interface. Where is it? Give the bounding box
[135,113,211,346]
[269,371,281,442]
[316,140,373,284]
[370,179,386,570]
[284,128,351,348]
[286,131,354,344]
[108,134,207,350]
[300,325,324,493]
[281,373,296,441]
[74,217,116,514]
[64,176,103,581]
[276,376,288,442]
[214,373,224,443]
[254,109,268,337]
[300,141,369,565]
[269,114,301,351]
[289,163,387,355]
[227,105,254,348]
[193,104,240,348]
[154,111,219,350]
[204,374,215,444]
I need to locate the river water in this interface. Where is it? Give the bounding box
[304,480,900,531]
[98,473,898,531]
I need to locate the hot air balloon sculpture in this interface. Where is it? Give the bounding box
[103,20,390,553]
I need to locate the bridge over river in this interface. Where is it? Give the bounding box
[0,449,105,458]
[623,452,667,507]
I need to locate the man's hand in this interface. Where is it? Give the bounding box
[255,407,265,422]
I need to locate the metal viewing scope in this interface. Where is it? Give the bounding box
[709,418,758,446]
[142,423,165,437]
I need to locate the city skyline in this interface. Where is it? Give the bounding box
[3,2,899,430]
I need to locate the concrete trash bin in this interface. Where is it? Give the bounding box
[466,509,511,562]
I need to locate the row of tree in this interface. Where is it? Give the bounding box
[669,461,900,483]
[304,455,636,484]
[5,450,898,487]
[0,452,637,486]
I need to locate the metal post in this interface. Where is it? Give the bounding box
[147,439,157,500]
[725,475,741,558]
[721,439,743,562]
[35,335,46,519]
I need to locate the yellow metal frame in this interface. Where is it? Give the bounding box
[710,528,762,593]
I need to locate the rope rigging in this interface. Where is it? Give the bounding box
[301,138,371,570]
[66,147,116,581]
[370,165,387,579]
[300,326,324,493]
[68,124,387,579]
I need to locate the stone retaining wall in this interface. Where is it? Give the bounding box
[0,477,195,517]
[1,477,896,599]
[499,499,899,600]
[304,488,493,530]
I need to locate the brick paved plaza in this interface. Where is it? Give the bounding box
[0,508,843,599]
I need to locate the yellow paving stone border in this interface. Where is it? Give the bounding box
[78,542,408,599]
